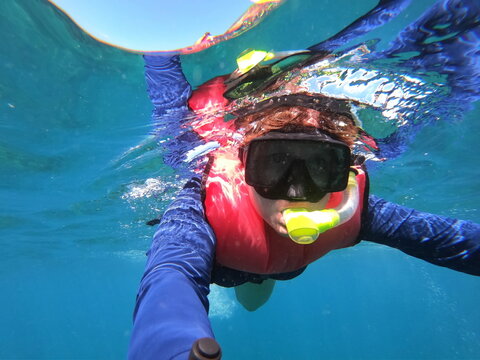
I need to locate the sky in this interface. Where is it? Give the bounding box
[49,0,282,53]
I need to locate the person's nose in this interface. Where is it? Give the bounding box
[285,161,310,201]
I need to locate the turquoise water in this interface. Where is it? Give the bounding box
[1,0,479,359]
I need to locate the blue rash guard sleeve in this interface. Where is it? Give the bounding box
[361,195,480,276]
[128,177,217,360]
[143,55,191,116]
[143,55,203,168]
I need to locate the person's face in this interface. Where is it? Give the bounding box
[247,185,330,236]
[242,130,351,235]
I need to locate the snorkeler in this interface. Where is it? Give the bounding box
[127,54,479,360]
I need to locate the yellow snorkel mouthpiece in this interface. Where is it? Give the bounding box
[282,172,360,244]
[283,208,340,244]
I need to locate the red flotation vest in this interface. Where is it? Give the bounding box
[188,77,366,274]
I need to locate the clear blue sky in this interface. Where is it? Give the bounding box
[49,0,278,52]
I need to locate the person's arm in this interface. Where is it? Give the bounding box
[143,55,191,116]
[128,177,217,360]
[360,195,480,276]
[143,55,203,168]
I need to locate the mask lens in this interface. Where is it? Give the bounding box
[245,136,351,200]
[306,145,350,191]
[245,140,293,187]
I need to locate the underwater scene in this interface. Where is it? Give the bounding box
[1,0,479,358]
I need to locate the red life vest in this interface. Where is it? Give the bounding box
[188,77,366,274]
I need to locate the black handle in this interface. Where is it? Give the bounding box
[189,338,222,360]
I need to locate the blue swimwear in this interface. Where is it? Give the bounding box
[128,55,480,359]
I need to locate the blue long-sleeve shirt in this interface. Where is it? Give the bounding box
[128,178,216,360]
[128,55,479,360]
[361,195,480,276]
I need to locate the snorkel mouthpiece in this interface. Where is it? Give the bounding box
[282,171,359,244]
[283,208,340,244]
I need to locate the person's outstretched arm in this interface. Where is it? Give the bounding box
[143,55,203,168]
[128,177,217,359]
[361,195,480,276]
[143,55,191,116]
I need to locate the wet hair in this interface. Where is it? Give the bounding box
[234,105,358,147]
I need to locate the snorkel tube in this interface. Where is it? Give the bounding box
[283,171,359,244]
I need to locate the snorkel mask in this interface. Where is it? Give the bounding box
[242,130,359,244]
[243,130,351,202]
